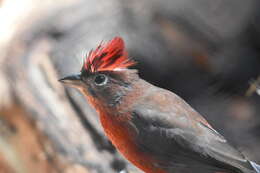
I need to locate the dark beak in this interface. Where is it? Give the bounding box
[58,73,82,87]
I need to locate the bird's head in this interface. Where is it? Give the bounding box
[59,37,139,111]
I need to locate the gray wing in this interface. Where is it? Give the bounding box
[131,89,255,173]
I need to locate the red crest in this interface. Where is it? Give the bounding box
[83,37,136,73]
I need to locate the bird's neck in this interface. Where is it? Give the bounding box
[100,78,153,116]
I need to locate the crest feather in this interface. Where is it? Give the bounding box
[83,37,136,73]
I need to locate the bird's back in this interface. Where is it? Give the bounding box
[128,83,256,173]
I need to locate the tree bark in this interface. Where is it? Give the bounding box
[0,0,138,172]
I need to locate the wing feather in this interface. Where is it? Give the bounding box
[131,88,254,173]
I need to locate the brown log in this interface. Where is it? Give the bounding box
[0,1,138,173]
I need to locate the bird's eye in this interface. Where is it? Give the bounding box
[94,74,108,86]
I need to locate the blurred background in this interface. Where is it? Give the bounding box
[0,0,259,172]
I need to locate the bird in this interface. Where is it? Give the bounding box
[59,37,260,173]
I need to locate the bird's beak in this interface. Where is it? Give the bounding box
[58,73,83,88]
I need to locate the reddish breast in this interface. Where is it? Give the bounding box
[100,113,166,173]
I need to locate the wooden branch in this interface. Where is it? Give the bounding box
[0,1,140,172]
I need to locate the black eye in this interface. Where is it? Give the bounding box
[94,74,108,86]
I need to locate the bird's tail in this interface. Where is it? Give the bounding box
[250,161,260,173]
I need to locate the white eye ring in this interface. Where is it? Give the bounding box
[94,74,108,86]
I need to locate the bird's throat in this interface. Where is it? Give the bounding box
[99,113,166,173]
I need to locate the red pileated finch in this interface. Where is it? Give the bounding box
[59,37,260,173]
